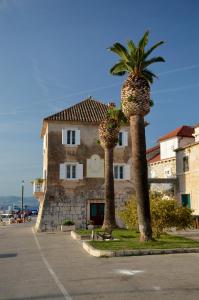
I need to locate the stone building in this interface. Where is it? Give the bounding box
[33,98,133,231]
[147,125,194,194]
[176,124,199,216]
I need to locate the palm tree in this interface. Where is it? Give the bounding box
[108,31,165,241]
[99,103,127,230]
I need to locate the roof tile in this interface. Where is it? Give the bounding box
[44,98,108,123]
[159,125,194,142]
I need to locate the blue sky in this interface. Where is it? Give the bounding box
[0,0,199,196]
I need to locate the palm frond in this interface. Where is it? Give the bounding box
[143,56,165,68]
[138,31,149,50]
[108,42,130,61]
[144,41,164,59]
[127,40,136,54]
[109,32,165,84]
[142,69,157,83]
[110,61,128,76]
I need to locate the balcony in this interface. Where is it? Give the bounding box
[32,179,45,199]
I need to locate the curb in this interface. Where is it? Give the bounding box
[71,231,199,257]
[71,231,91,240]
[82,241,199,257]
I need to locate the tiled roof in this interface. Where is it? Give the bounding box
[148,153,160,163]
[146,145,160,154]
[159,125,194,142]
[44,98,109,123]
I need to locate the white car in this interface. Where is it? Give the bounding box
[1,213,14,224]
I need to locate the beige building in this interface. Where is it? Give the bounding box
[147,126,194,194]
[34,98,133,231]
[176,124,199,216]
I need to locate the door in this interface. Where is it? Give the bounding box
[181,194,191,208]
[90,203,105,225]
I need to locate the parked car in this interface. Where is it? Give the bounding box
[1,213,14,223]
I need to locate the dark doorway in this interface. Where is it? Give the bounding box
[181,194,191,208]
[90,203,104,225]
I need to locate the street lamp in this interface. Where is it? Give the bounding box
[21,180,24,213]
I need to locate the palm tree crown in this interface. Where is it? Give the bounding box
[99,105,127,148]
[109,31,165,84]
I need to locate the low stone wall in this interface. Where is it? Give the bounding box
[35,186,132,232]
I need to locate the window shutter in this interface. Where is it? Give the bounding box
[76,130,80,145]
[60,164,66,179]
[62,129,67,145]
[77,163,83,179]
[125,164,130,180]
[123,131,128,146]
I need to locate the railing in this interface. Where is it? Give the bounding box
[33,181,45,194]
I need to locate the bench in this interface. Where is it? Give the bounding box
[93,229,113,240]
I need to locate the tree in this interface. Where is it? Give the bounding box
[119,193,193,238]
[99,103,127,229]
[108,31,165,241]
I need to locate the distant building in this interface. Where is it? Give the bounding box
[176,124,199,216]
[147,125,194,194]
[33,98,133,231]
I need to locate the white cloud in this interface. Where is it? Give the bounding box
[0,0,22,10]
[31,57,50,97]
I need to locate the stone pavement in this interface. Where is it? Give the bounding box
[171,229,199,240]
[1,222,199,300]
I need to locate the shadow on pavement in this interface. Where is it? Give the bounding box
[0,253,17,258]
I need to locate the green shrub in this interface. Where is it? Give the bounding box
[62,220,75,226]
[118,197,138,230]
[119,193,193,237]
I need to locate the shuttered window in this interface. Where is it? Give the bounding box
[62,128,80,146]
[114,164,130,180]
[117,131,128,147]
[60,163,83,180]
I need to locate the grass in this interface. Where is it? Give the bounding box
[75,229,199,251]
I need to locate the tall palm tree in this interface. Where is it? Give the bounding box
[108,31,165,241]
[99,104,127,230]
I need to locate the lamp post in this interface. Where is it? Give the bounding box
[21,180,24,214]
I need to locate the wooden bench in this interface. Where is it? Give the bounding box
[94,229,113,240]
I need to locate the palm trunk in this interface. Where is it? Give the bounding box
[102,147,117,229]
[130,115,152,241]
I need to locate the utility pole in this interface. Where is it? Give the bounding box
[21,180,24,213]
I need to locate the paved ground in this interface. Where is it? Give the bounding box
[1,221,199,300]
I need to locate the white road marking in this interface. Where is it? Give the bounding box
[115,269,145,276]
[31,227,72,300]
[153,286,161,291]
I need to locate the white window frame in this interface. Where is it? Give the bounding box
[62,128,80,146]
[113,163,130,180]
[164,167,172,178]
[60,163,83,180]
[116,130,128,148]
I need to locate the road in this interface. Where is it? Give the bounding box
[0,221,199,300]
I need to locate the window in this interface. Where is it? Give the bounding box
[114,165,124,179]
[66,164,76,179]
[164,168,171,178]
[113,164,130,180]
[183,156,189,172]
[60,163,83,180]
[62,128,80,146]
[118,132,123,146]
[117,131,128,147]
[67,130,76,145]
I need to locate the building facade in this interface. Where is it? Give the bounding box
[176,125,199,216]
[147,126,194,194]
[34,98,133,231]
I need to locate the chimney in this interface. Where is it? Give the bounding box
[108,102,116,108]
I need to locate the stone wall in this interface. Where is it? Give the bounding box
[35,184,133,231]
[148,158,176,194]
